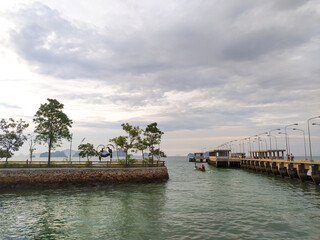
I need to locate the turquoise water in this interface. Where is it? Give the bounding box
[1,156,320,239]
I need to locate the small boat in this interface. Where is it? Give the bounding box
[194,163,205,171]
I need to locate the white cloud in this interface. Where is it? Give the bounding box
[0,0,320,156]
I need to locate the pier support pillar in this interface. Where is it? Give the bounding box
[278,163,288,178]
[259,161,266,172]
[287,163,298,179]
[249,160,255,170]
[254,161,260,172]
[271,162,279,175]
[297,164,308,182]
[310,165,320,185]
[245,160,251,169]
[265,162,272,174]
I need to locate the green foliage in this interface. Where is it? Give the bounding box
[144,122,164,161]
[127,154,137,164]
[78,143,98,160]
[0,118,29,162]
[117,123,141,164]
[110,136,127,161]
[134,136,148,160]
[33,98,73,164]
[0,149,12,160]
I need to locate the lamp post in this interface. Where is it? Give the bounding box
[307,116,320,161]
[279,132,290,159]
[248,137,252,152]
[69,133,73,162]
[234,140,238,153]
[285,123,298,155]
[267,134,278,149]
[292,128,307,160]
[255,132,267,157]
[269,128,280,150]
[262,138,267,150]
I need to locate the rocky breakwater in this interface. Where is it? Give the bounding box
[0,167,169,190]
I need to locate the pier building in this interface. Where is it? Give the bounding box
[189,152,209,162]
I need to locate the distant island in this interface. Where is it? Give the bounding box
[40,151,67,158]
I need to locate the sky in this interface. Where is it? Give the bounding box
[0,0,320,157]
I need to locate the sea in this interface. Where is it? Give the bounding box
[1,156,320,240]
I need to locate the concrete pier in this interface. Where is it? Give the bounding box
[240,159,318,184]
[207,149,320,185]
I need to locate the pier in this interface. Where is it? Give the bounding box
[207,149,320,185]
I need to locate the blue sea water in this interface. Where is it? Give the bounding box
[1,156,320,239]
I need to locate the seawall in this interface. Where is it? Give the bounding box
[0,167,169,190]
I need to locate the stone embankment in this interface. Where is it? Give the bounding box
[0,167,169,190]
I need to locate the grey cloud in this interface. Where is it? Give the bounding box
[9,1,318,83]
[272,0,310,10]
[5,0,320,133]
[0,102,21,109]
[222,27,308,61]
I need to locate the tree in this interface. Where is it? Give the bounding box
[78,143,98,161]
[121,123,140,164]
[134,136,148,161]
[33,98,73,165]
[151,148,167,160]
[110,136,127,161]
[0,149,8,160]
[144,122,164,161]
[0,118,29,163]
[27,134,36,163]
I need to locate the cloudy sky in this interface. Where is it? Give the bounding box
[0,0,320,156]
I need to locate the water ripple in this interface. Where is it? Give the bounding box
[1,157,320,239]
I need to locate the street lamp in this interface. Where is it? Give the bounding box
[285,123,298,155]
[307,116,320,161]
[267,134,278,150]
[254,132,267,152]
[247,137,252,152]
[269,128,280,150]
[262,138,268,150]
[279,132,290,159]
[292,128,307,160]
[69,133,73,162]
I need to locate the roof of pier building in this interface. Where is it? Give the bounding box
[208,149,231,153]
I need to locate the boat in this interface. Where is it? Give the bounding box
[194,163,206,171]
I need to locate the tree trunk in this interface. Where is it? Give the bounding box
[48,138,52,165]
[126,153,128,166]
[30,150,33,163]
[5,148,9,165]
